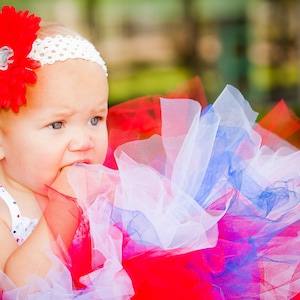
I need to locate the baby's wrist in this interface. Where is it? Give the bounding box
[46,185,82,217]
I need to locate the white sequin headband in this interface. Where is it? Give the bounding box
[28,35,108,76]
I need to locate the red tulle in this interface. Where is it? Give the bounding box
[105,76,208,169]
[43,187,92,289]
[258,99,300,149]
[118,224,222,300]
[68,216,93,289]
[123,251,220,300]
[106,81,300,171]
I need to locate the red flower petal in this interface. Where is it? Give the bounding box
[0,6,41,112]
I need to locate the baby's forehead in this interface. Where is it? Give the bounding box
[25,60,108,109]
[34,58,107,83]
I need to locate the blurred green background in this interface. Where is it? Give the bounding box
[2,0,300,115]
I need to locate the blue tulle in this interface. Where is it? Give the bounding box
[1,84,300,299]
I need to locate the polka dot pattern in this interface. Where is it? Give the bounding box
[0,185,38,245]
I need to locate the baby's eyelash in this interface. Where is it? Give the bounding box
[89,116,103,126]
[47,121,64,130]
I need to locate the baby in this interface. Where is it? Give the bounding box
[0,6,108,287]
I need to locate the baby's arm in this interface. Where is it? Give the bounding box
[2,216,53,286]
[1,168,81,287]
[0,219,19,271]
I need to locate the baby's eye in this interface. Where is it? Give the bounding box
[48,121,63,130]
[89,116,101,126]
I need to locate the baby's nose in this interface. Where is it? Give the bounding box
[68,130,94,152]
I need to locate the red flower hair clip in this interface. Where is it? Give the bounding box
[0,6,41,113]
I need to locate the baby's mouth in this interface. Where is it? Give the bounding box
[73,160,92,165]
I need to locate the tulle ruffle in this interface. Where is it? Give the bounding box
[1,82,300,299]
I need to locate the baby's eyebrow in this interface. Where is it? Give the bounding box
[48,110,74,118]
[90,104,108,114]
[34,108,74,122]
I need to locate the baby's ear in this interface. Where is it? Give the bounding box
[0,149,4,160]
[0,132,5,160]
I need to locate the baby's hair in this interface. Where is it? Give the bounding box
[37,21,80,39]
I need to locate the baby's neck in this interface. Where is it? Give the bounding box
[0,170,47,220]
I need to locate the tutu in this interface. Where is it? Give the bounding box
[1,78,300,299]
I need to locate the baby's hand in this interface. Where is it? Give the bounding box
[44,167,83,254]
[50,167,76,198]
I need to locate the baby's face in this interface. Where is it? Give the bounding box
[0,59,108,196]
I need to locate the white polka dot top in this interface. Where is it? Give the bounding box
[0,185,38,245]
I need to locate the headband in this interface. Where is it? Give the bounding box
[0,6,107,113]
[28,35,108,76]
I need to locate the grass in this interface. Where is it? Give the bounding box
[108,65,192,105]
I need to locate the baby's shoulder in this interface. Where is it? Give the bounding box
[0,196,12,230]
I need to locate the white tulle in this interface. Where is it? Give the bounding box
[1,85,300,299]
